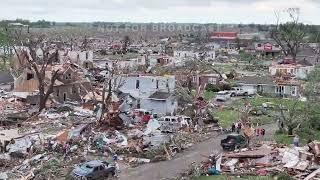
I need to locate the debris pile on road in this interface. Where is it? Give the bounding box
[184,141,320,179]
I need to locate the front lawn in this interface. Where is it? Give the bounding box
[275,129,320,146]
[204,91,216,101]
[274,133,294,145]
[215,109,239,128]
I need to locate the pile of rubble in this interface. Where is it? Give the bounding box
[0,97,221,179]
[186,141,320,179]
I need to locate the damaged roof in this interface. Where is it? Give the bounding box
[237,76,276,86]
[0,71,14,84]
[149,91,171,100]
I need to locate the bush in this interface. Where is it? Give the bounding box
[275,129,286,134]
[309,116,320,131]
[220,83,231,91]
[205,84,220,92]
[205,83,232,92]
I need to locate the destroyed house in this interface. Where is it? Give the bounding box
[118,75,177,115]
[269,58,314,80]
[51,64,91,103]
[93,54,146,72]
[59,50,94,70]
[147,55,173,67]
[175,72,221,88]
[255,42,281,57]
[14,64,91,104]
[173,47,216,61]
[210,32,238,47]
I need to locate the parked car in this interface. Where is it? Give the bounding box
[72,160,115,179]
[177,115,192,127]
[229,87,256,97]
[158,116,180,133]
[215,91,231,101]
[221,134,248,151]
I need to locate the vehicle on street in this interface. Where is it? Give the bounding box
[215,91,232,101]
[72,160,115,179]
[229,87,256,97]
[220,134,248,151]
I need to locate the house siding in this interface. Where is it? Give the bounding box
[119,75,177,114]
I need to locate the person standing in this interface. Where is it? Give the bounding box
[236,123,242,134]
[256,128,260,137]
[293,135,300,147]
[231,123,236,132]
[261,129,265,137]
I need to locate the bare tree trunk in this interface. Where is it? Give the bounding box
[100,86,106,121]
[38,84,46,112]
[105,79,112,109]
[288,126,294,135]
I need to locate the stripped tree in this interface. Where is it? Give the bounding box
[9,29,61,111]
[271,8,307,61]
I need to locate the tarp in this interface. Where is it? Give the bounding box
[144,119,161,135]
[6,137,32,154]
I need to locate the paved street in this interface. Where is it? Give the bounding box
[120,123,277,180]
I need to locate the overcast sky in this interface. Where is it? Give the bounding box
[0,0,319,24]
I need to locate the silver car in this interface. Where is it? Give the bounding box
[215,91,231,102]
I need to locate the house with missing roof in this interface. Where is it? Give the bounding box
[237,75,300,97]
[254,41,282,58]
[210,32,238,48]
[269,58,314,80]
[117,74,177,115]
[14,63,91,104]
[173,47,216,61]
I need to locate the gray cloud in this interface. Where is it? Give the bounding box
[0,0,319,24]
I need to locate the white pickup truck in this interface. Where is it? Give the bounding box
[229,87,256,96]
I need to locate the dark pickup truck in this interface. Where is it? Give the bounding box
[72,160,116,179]
[221,134,248,151]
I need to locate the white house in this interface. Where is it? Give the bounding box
[94,56,146,72]
[60,50,94,65]
[117,75,177,115]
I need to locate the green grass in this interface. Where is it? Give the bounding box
[215,97,305,130]
[251,115,275,126]
[274,133,293,145]
[194,175,273,180]
[274,130,320,145]
[204,91,216,101]
[215,109,239,128]
[244,97,306,110]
